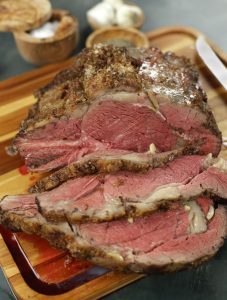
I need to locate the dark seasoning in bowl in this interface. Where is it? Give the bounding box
[86,26,149,48]
[102,38,135,47]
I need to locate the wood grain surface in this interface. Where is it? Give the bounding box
[0,26,227,300]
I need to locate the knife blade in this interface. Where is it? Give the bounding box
[196,36,227,90]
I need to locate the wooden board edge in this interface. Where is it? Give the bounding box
[0,57,75,92]
[0,232,143,300]
[8,272,143,300]
[0,245,143,299]
[145,25,227,63]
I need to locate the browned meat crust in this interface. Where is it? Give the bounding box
[30,145,197,193]
[9,46,221,150]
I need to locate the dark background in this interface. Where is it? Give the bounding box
[1,0,227,299]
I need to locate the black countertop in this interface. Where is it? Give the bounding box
[1,0,227,299]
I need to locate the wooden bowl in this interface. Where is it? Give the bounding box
[86,26,149,48]
[13,9,79,65]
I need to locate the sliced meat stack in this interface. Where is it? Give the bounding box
[1,153,227,272]
[1,46,227,274]
[0,195,226,272]
[4,155,227,223]
[8,46,221,173]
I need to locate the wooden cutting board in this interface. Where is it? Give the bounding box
[0,26,227,300]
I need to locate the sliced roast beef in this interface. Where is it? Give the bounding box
[30,145,197,193]
[4,155,227,224]
[0,195,226,273]
[8,46,221,172]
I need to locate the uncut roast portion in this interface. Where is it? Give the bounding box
[8,46,221,173]
[2,46,227,274]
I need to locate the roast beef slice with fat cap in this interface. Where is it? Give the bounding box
[7,46,221,172]
[4,155,227,224]
[0,194,226,273]
[30,145,197,193]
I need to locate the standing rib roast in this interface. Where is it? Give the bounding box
[7,46,221,173]
[1,46,226,274]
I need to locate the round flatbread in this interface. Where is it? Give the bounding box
[0,0,52,32]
